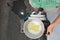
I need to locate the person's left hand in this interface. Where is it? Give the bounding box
[46,23,55,36]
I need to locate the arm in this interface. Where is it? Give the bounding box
[53,14,60,26]
[46,14,60,35]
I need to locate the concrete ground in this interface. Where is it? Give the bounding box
[0,0,60,40]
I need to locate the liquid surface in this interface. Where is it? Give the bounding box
[28,22,41,33]
[29,23,39,32]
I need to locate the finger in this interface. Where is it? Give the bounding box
[47,32,50,35]
[46,31,51,36]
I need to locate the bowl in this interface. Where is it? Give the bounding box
[23,19,45,39]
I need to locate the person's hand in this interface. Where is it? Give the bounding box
[46,23,55,36]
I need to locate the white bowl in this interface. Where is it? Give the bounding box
[23,19,45,39]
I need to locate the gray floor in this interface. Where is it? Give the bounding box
[0,8,60,40]
[0,0,60,40]
[7,11,30,40]
[0,9,60,40]
[7,9,60,40]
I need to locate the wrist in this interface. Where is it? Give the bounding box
[49,23,55,28]
[52,23,56,27]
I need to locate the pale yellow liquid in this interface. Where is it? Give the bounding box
[28,22,40,32]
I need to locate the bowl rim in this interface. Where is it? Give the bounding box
[23,19,45,39]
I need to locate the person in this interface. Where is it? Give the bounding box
[29,0,60,35]
[28,0,60,40]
